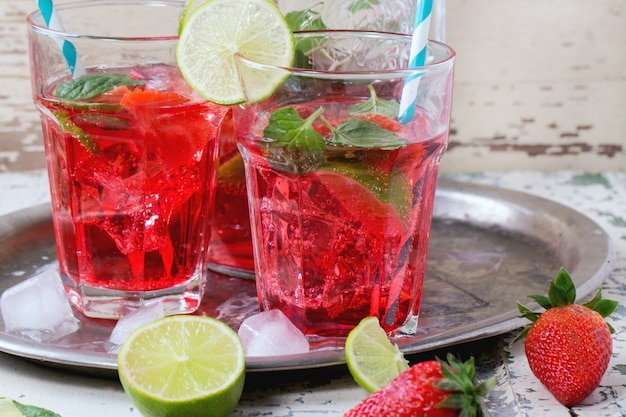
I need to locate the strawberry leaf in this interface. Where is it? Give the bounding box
[547,281,573,307]
[527,294,552,310]
[553,267,576,303]
[517,302,540,322]
[583,289,619,318]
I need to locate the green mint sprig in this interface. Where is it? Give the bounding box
[12,399,62,417]
[349,85,400,118]
[54,73,144,101]
[325,118,404,150]
[347,0,381,14]
[51,73,144,155]
[262,107,327,175]
[284,7,327,31]
[262,86,405,174]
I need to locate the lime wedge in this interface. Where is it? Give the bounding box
[0,399,23,417]
[177,0,295,105]
[320,161,413,223]
[345,316,409,393]
[117,315,245,417]
[217,153,245,185]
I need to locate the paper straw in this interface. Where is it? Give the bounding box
[398,0,433,124]
[37,0,85,77]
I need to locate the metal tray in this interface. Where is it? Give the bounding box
[0,179,614,376]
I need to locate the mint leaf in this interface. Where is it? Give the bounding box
[263,107,326,174]
[326,118,405,150]
[54,73,144,101]
[285,8,328,67]
[348,0,381,14]
[349,85,400,118]
[285,8,327,31]
[13,400,62,417]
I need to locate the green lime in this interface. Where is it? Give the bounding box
[217,153,245,186]
[318,161,412,225]
[0,399,23,417]
[117,315,245,417]
[178,0,207,35]
[345,316,409,393]
[176,0,295,105]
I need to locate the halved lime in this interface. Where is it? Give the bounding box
[177,0,295,105]
[345,316,409,393]
[117,315,245,417]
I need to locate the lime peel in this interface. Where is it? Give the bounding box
[345,316,409,393]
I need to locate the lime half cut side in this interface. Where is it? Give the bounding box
[177,0,295,105]
[117,315,245,417]
[345,316,409,393]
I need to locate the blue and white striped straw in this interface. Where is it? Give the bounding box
[398,0,433,124]
[37,0,85,77]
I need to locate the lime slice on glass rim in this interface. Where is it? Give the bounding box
[117,315,245,417]
[176,0,295,105]
[178,0,207,35]
[345,316,410,393]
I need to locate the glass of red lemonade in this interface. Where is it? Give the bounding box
[27,1,228,319]
[234,30,455,338]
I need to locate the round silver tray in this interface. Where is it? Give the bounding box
[0,179,615,376]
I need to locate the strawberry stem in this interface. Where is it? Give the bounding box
[433,354,496,417]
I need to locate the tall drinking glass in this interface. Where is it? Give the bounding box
[207,0,446,279]
[27,1,228,319]
[234,31,455,338]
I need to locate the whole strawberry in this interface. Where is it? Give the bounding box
[344,353,495,417]
[515,267,618,406]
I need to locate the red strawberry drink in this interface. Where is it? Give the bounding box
[235,32,456,338]
[28,2,227,318]
[207,111,256,277]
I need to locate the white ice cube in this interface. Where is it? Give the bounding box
[0,269,80,343]
[238,309,310,357]
[107,302,166,352]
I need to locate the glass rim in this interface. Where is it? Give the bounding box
[26,0,182,42]
[239,30,455,78]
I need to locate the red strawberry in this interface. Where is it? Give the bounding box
[515,267,618,406]
[344,354,495,417]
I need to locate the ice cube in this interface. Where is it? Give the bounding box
[238,309,310,357]
[107,302,166,353]
[0,269,80,343]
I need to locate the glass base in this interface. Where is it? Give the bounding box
[206,263,256,280]
[63,274,205,319]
